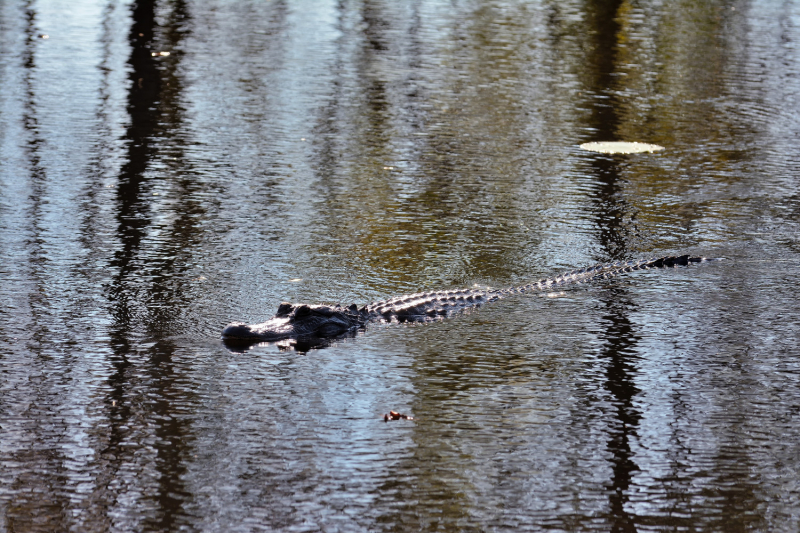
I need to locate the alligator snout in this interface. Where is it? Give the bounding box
[222,315,297,341]
[221,322,256,338]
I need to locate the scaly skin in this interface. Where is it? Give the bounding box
[222,255,712,343]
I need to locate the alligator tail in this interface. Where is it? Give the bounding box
[511,255,713,294]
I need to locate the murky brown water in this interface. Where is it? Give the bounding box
[2,1,800,531]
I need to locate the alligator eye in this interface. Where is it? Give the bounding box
[293,305,312,318]
[276,302,293,317]
[315,306,335,317]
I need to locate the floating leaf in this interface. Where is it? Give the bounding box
[579,141,665,154]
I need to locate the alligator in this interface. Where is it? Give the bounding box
[222,255,713,346]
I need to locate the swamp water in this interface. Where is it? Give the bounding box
[1,1,800,531]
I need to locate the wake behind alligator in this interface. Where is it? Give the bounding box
[222,255,712,345]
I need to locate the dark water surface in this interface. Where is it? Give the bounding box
[2,1,800,531]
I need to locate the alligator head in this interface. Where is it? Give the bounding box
[221,302,364,343]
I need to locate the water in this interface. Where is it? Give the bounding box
[2,0,799,531]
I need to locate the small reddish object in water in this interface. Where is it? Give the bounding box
[384,410,413,421]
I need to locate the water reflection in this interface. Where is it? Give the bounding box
[580,2,643,530]
[3,4,73,531]
[103,0,196,528]
[596,297,642,532]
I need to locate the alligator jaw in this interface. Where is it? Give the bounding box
[221,317,295,342]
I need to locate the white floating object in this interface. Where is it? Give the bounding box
[579,141,665,154]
